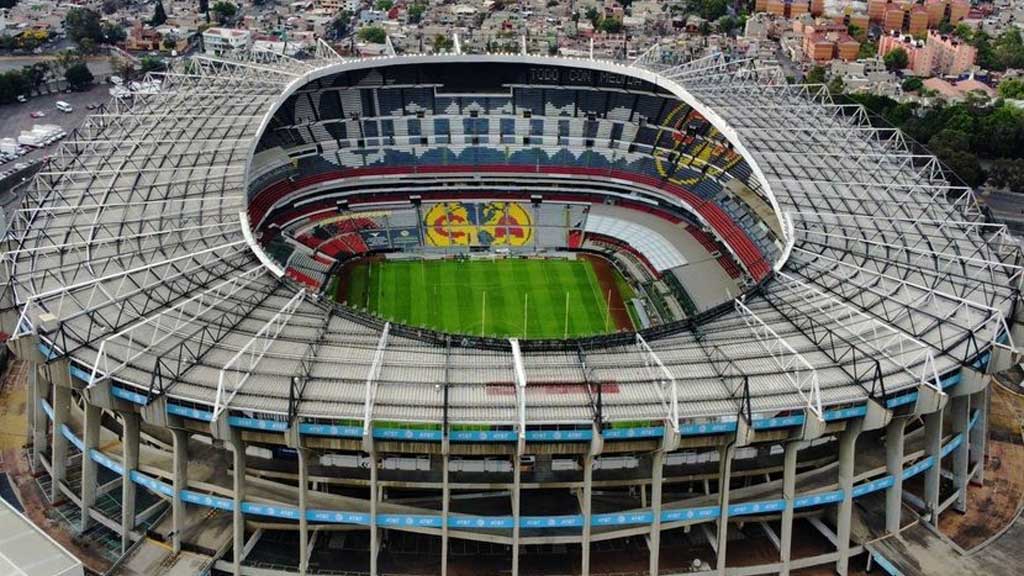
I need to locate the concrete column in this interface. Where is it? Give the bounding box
[80,401,101,532]
[171,428,189,555]
[581,453,593,576]
[369,449,379,576]
[230,431,246,576]
[512,451,521,576]
[951,395,970,514]
[649,450,665,576]
[779,441,798,576]
[884,418,907,534]
[25,358,35,436]
[969,388,988,486]
[715,444,735,574]
[50,382,71,501]
[121,411,141,554]
[835,426,861,575]
[31,366,48,472]
[297,447,310,576]
[923,409,943,525]
[441,453,450,576]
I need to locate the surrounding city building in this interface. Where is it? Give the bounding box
[202,26,253,56]
[754,0,825,18]
[798,20,860,62]
[878,29,977,76]
[869,0,970,34]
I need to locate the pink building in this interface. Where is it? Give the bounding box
[877,30,976,76]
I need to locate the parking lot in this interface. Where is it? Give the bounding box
[0,83,110,166]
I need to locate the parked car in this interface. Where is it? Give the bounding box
[29,111,44,118]
[16,95,27,103]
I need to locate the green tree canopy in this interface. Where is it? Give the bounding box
[211,1,237,24]
[331,10,352,36]
[883,47,909,71]
[64,8,103,50]
[140,56,165,73]
[432,33,453,52]
[901,77,923,92]
[150,0,167,26]
[599,16,623,33]
[407,3,425,24]
[988,158,1024,192]
[858,41,878,59]
[804,65,827,85]
[997,77,1024,99]
[358,26,387,44]
[64,62,94,91]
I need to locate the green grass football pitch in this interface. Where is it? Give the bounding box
[337,258,631,339]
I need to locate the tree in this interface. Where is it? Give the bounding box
[997,77,1024,100]
[584,7,600,27]
[901,77,923,92]
[0,0,17,8]
[199,0,209,12]
[140,56,165,73]
[432,34,454,52]
[716,15,738,34]
[358,26,387,44]
[64,8,103,50]
[599,17,623,34]
[883,47,909,71]
[64,62,94,92]
[827,75,845,95]
[150,0,167,26]
[24,62,49,91]
[54,50,81,74]
[103,22,126,44]
[988,158,1024,192]
[407,3,425,24]
[804,65,827,85]
[0,70,31,103]
[375,0,393,10]
[211,1,237,24]
[858,41,877,59]
[954,23,973,41]
[680,0,727,21]
[331,10,352,37]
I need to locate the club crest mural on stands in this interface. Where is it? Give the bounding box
[423,201,533,247]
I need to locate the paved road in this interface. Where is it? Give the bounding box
[0,55,113,76]
[979,189,1024,233]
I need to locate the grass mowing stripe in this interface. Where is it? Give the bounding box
[532,259,557,336]
[331,257,632,338]
[582,260,609,333]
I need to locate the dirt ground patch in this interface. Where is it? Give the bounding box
[0,358,114,574]
[938,383,1024,550]
[578,253,633,332]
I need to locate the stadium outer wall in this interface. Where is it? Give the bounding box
[4,52,1021,576]
[15,340,998,576]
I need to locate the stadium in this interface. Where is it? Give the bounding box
[2,45,1022,576]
